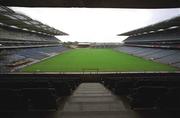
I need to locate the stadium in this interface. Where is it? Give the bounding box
[0,0,180,118]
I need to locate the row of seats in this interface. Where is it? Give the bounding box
[0,88,57,111]
[0,80,81,111]
[129,86,180,110]
[124,29,180,43]
[0,45,68,73]
[115,46,180,68]
[102,79,180,110]
[0,27,59,42]
[11,46,67,60]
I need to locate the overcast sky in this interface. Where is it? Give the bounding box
[11,7,180,42]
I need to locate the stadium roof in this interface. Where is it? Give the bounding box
[1,0,180,8]
[0,6,68,36]
[118,16,180,36]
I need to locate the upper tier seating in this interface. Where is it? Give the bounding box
[124,29,180,43]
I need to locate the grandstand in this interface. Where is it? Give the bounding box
[0,6,69,73]
[0,6,68,48]
[117,16,180,68]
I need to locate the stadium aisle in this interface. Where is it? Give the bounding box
[11,83,179,118]
[55,83,136,118]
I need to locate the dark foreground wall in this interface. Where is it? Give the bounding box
[0,72,180,82]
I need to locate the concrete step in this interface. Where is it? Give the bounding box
[60,83,129,118]
[58,111,135,118]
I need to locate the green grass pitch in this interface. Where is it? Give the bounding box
[22,48,178,72]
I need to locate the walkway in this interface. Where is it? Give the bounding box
[57,83,135,118]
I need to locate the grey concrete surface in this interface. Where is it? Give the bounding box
[58,83,134,118]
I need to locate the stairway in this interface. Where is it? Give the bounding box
[58,83,135,118]
[10,83,175,118]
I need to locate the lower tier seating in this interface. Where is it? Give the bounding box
[102,78,180,110]
[0,45,68,73]
[0,79,81,111]
[22,88,57,110]
[115,46,180,68]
